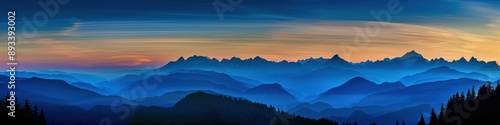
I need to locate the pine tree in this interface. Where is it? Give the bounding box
[466,89,471,98]
[401,121,406,125]
[39,110,47,125]
[417,114,426,125]
[33,104,39,118]
[471,86,476,97]
[21,98,34,123]
[429,108,438,125]
[396,120,399,125]
[459,92,465,103]
[438,104,445,125]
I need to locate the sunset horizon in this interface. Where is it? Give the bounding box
[2,0,500,72]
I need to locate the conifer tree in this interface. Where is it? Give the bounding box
[438,104,446,125]
[429,108,438,125]
[417,114,426,125]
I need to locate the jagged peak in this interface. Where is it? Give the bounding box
[177,56,185,61]
[167,51,496,68]
[332,54,340,59]
[486,61,499,66]
[470,56,478,62]
[186,55,210,60]
[330,54,348,63]
[279,60,289,63]
[253,56,267,61]
[401,50,423,59]
[211,58,219,62]
[459,57,467,61]
[229,57,242,61]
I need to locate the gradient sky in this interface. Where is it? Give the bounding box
[1,0,500,73]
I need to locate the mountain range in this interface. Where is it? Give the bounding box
[155,50,499,95]
[2,50,499,125]
[314,77,406,107]
[400,66,490,86]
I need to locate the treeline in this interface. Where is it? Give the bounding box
[0,95,47,125]
[417,82,500,125]
[128,91,358,125]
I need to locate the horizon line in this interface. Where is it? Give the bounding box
[172,50,498,64]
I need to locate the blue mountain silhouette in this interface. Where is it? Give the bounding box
[288,102,333,113]
[115,70,250,98]
[154,50,500,96]
[314,77,405,107]
[0,77,120,109]
[400,66,490,86]
[372,104,432,125]
[243,83,298,108]
[357,78,485,107]
[345,110,374,124]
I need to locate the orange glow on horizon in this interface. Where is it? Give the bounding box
[2,21,499,70]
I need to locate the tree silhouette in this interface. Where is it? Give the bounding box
[130,91,344,125]
[395,120,399,125]
[437,104,445,125]
[429,108,438,125]
[33,105,39,118]
[401,121,406,125]
[419,82,500,125]
[22,98,34,117]
[0,95,47,125]
[39,110,47,125]
[417,114,426,125]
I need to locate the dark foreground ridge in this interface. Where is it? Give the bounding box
[127,91,342,125]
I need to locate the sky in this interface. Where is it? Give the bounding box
[1,0,500,73]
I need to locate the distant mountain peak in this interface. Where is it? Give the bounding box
[332,54,340,58]
[186,55,210,61]
[259,83,283,88]
[331,54,344,60]
[230,57,242,61]
[329,54,350,64]
[347,110,374,122]
[345,77,376,85]
[432,57,446,62]
[246,83,290,95]
[177,56,185,61]
[401,50,423,59]
[323,77,378,94]
[486,61,499,66]
[253,56,267,61]
[424,66,459,73]
[254,56,262,58]
[470,56,478,62]
[458,57,467,62]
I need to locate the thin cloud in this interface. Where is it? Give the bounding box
[60,23,82,36]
